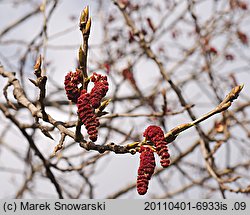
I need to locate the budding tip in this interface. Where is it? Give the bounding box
[86,17,91,32]
[34,55,42,70]
[84,5,89,16]
[80,6,89,26]
[239,83,244,90]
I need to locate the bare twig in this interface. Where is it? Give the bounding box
[75,6,92,141]
[0,5,41,38]
[0,103,63,199]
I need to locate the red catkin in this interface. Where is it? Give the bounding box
[225,53,234,61]
[208,47,218,55]
[137,146,156,195]
[90,73,109,109]
[143,125,171,168]
[230,0,248,10]
[238,1,248,10]
[122,68,136,87]
[237,31,248,45]
[77,90,100,142]
[64,71,109,141]
[64,69,82,103]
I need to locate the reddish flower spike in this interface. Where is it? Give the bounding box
[64,69,82,103]
[237,31,248,46]
[122,68,136,87]
[137,146,156,195]
[209,47,218,55]
[238,1,248,10]
[77,90,100,142]
[143,125,171,168]
[225,54,234,61]
[90,73,109,109]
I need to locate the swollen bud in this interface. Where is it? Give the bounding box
[79,6,91,35]
[98,99,111,112]
[34,55,42,78]
[78,45,84,68]
[85,17,91,35]
[79,6,89,30]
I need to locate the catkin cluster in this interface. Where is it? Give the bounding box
[64,71,108,142]
[136,125,171,195]
[143,125,170,168]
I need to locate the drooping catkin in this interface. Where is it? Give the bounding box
[143,125,170,168]
[77,90,100,142]
[136,146,156,195]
